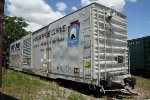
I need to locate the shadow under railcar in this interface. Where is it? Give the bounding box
[56,78,135,99]
[0,92,18,100]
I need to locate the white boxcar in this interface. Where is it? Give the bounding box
[9,3,136,92]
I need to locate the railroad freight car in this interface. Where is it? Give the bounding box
[128,36,150,75]
[9,3,136,93]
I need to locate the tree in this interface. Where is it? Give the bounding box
[3,15,30,55]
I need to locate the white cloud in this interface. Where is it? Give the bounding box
[25,22,43,32]
[6,0,65,32]
[72,7,78,11]
[127,0,137,3]
[56,2,67,11]
[81,0,126,12]
[137,34,149,38]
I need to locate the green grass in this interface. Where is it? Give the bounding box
[1,69,91,100]
[68,92,86,100]
[134,76,150,89]
[1,69,150,99]
[133,76,150,99]
[2,69,45,100]
[3,70,43,90]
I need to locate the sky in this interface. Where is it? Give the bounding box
[4,0,150,39]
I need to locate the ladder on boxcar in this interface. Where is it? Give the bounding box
[93,7,108,83]
[94,6,115,83]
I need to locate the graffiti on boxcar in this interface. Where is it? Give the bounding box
[33,25,66,42]
[33,38,65,49]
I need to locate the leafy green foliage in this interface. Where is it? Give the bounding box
[3,15,30,55]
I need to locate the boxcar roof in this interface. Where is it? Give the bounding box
[32,3,126,35]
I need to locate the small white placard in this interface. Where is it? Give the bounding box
[44,53,46,59]
[41,58,43,62]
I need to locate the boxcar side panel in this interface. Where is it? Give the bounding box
[31,6,92,80]
[9,40,22,68]
[32,26,48,71]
